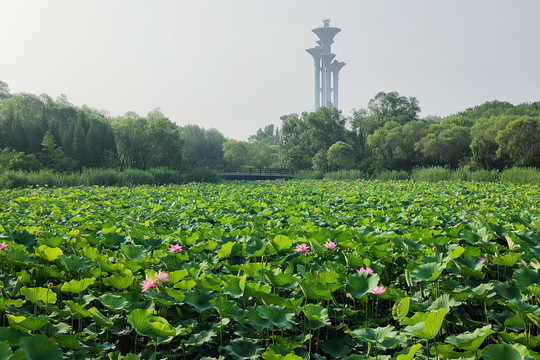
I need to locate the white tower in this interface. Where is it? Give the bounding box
[306,19,345,109]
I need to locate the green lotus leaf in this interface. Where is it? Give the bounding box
[513,268,540,290]
[445,324,494,351]
[102,275,133,290]
[19,334,63,360]
[410,262,445,282]
[8,230,37,249]
[35,245,63,262]
[224,338,263,360]
[395,344,422,360]
[3,249,35,266]
[320,338,351,358]
[0,327,28,347]
[88,307,113,328]
[272,235,292,251]
[127,309,152,337]
[175,279,197,291]
[99,294,127,311]
[210,296,239,318]
[244,306,270,332]
[55,334,82,350]
[350,325,398,344]
[64,300,92,318]
[493,280,524,300]
[491,252,522,267]
[184,289,216,313]
[20,287,57,305]
[392,297,410,322]
[184,330,216,346]
[468,282,494,299]
[258,305,295,330]
[244,281,272,298]
[167,269,189,283]
[483,343,522,360]
[302,304,330,330]
[59,254,92,273]
[8,315,50,332]
[217,241,242,259]
[262,347,303,360]
[0,341,13,360]
[61,277,95,294]
[120,244,147,260]
[427,294,461,311]
[148,316,176,337]
[404,308,449,340]
[346,272,380,300]
[298,280,333,301]
[499,331,540,349]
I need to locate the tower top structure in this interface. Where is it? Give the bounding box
[306,19,345,109]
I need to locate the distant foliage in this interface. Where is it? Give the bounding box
[294,170,324,180]
[324,170,369,180]
[500,167,540,185]
[411,167,453,182]
[185,167,222,183]
[375,169,409,181]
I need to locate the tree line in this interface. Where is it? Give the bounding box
[280,92,540,173]
[1,79,539,174]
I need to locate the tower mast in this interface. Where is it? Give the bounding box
[306,19,345,110]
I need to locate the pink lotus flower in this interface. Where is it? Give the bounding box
[154,270,169,283]
[140,277,158,292]
[371,286,386,296]
[168,244,183,253]
[294,244,310,253]
[357,267,374,274]
[477,256,488,265]
[324,241,337,250]
[0,242,7,250]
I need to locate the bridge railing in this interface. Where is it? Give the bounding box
[219,167,294,175]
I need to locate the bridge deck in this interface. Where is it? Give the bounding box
[219,168,294,180]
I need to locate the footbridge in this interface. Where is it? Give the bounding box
[219,168,294,180]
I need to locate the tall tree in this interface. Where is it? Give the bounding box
[496,116,540,167]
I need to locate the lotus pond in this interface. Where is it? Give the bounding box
[0,180,539,359]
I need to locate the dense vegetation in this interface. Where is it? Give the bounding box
[0,180,539,359]
[1,80,539,178]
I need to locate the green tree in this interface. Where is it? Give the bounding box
[179,125,226,169]
[39,131,77,171]
[145,109,183,169]
[496,116,540,167]
[367,120,429,171]
[415,125,471,168]
[367,91,420,126]
[469,115,513,169]
[327,141,355,170]
[248,124,279,144]
[222,140,249,168]
[0,80,11,101]
[0,148,42,171]
[280,106,348,171]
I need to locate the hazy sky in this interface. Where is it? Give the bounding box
[1,1,539,140]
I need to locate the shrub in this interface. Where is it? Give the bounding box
[294,170,324,180]
[375,170,409,181]
[121,168,155,185]
[81,168,123,186]
[149,167,182,185]
[468,169,500,183]
[324,170,370,181]
[500,167,540,185]
[411,167,452,182]
[185,168,222,183]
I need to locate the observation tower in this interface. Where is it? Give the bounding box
[306,19,345,109]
